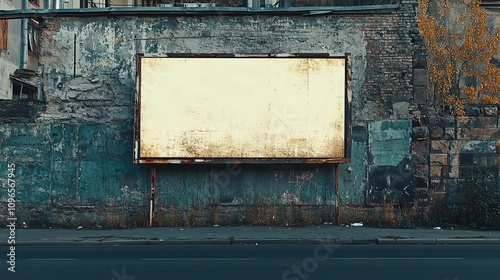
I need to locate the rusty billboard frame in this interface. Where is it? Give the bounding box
[133,53,352,164]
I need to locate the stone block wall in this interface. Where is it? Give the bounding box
[342,104,500,227]
[411,105,500,207]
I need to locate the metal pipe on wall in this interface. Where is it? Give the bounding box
[334,163,339,225]
[20,0,28,69]
[149,166,156,227]
[73,33,76,77]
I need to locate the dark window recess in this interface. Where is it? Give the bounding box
[28,21,40,57]
[84,0,109,8]
[12,80,38,100]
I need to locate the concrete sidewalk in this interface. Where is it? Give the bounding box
[1,225,500,246]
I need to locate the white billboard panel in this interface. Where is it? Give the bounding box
[135,55,349,163]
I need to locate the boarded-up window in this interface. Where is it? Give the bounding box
[0,20,7,51]
[27,20,40,56]
[12,79,38,100]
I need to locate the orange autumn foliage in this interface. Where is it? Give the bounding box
[417,0,500,115]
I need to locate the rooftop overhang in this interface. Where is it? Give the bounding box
[0,4,400,19]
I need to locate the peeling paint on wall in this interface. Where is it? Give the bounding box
[0,2,423,226]
[367,120,412,204]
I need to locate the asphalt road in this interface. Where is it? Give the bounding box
[1,245,499,280]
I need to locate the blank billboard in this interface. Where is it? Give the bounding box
[134,54,350,163]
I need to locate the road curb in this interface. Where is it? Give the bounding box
[436,238,500,245]
[377,238,398,244]
[376,238,500,245]
[235,239,298,245]
[396,239,438,245]
[75,241,102,246]
[101,240,157,246]
[352,239,377,244]
[20,241,78,246]
[160,240,230,245]
[3,238,500,246]
[334,239,353,244]
[296,239,326,244]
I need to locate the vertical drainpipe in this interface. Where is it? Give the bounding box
[334,164,339,224]
[20,0,29,69]
[149,166,156,227]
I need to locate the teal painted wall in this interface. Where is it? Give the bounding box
[0,123,150,227]
[367,120,413,205]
